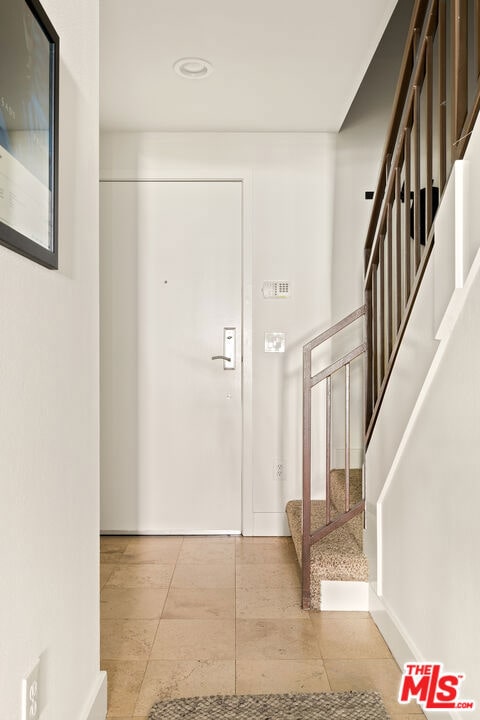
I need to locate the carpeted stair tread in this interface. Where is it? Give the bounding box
[286,500,366,569]
[286,481,367,610]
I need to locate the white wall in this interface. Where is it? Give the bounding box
[100,132,335,535]
[330,0,414,464]
[367,113,480,718]
[0,1,104,719]
[380,261,480,716]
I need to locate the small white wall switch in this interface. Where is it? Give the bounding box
[21,659,40,720]
[265,332,286,352]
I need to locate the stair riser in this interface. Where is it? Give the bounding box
[330,469,363,512]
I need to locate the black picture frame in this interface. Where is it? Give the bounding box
[0,0,59,269]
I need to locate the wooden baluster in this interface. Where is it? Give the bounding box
[325,376,332,526]
[405,130,412,302]
[372,265,379,404]
[452,0,468,159]
[395,166,402,331]
[301,347,312,609]
[345,363,350,513]
[439,0,447,191]
[379,237,386,382]
[365,287,373,427]
[413,85,421,271]
[387,200,393,360]
[476,0,480,81]
[426,35,434,241]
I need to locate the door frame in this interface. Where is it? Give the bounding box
[102,173,254,535]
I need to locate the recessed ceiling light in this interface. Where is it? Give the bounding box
[173,57,213,80]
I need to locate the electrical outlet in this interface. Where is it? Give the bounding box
[21,659,40,720]
[273,461,284,482]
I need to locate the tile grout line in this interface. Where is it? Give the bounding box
[134,536,184,719]
[99,536,130,720]
[234,535,238,695]
[101,536,133,720]
[307,605,331,689]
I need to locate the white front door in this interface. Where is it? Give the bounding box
[100,181,242,534]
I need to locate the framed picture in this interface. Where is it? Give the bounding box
[0,0,59,269]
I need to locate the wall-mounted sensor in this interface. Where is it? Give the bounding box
[262,281,290,298]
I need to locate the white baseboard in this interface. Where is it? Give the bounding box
[100,529,241,536]
[82,671,107,720]
[369,585,455,720]
[102,515,290,537]
[321,581,369,610]
[369,583,420,666]
[253,512,290,536]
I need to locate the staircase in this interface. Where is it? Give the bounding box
[285,0,480,612]
[286,469,367,611]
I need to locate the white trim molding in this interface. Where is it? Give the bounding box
[321,581,369,610]
[82,671,107,720]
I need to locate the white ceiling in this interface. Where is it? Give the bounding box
[100,0,397,132]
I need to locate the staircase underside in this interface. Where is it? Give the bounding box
[286,470,368,610]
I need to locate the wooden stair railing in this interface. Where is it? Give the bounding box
[302,306,366,609]
[364,0,480,445]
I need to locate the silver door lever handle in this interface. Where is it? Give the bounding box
[211,355,231,362]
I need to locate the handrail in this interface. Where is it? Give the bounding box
[364,0,480,445]
[301,306,366,609]
[304,305,367,354]
[310,343,366,388]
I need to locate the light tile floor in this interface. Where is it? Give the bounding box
[100,535,424,720]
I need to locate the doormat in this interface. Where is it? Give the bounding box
[148,691,391,720]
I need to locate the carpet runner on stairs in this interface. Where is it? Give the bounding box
[286,469,368,611]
